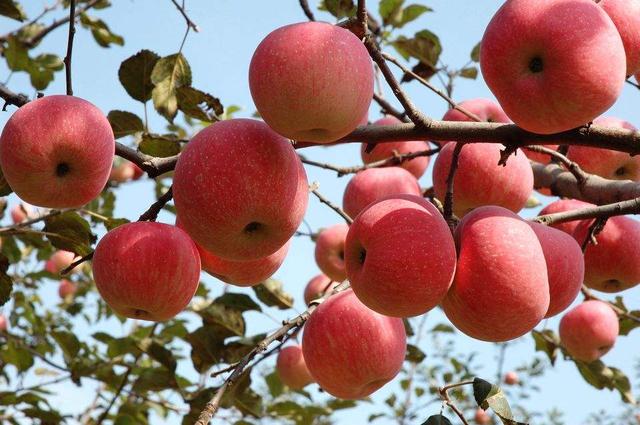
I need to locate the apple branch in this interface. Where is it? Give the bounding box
[0,83,29,110]
[357,0,368,35]
[525,146,588,185]
[438,380,474,425]
[298,0,316,21]
[372,92,408,121]
[443,143,464,231]
[138,186,173,221]
[309,183,353,224]
[63,0,76,96]
[170,0,200,32]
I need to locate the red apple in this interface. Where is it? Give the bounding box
[10,203,33,224]
[345,195,456,317]
[528,222,584,318]
[474,408,491,425]
[0,95,115,208]
[302,289,406,399]
[314,223,348,282]
[481,0,626,134]
[0,314,7,332]
[249,22,373,143]
[442,206,549,342]
[342,167,421,219]
[567,117,640,180]
[360,116,431,178]
[109,161,135,183]
[131,163,144,180]
[303,274,337,305]
[276,345,315,390]
[92,222,201,321]
[46,250,81,275]
[58,279,77,299]
[432,142,533,217]
[173,119,308,261]
[573,215,640,292]
[559,300,619,362]
[442,98,510,124]
[504,371,519,386]
[538,199,596,235]
[599,0,640,75]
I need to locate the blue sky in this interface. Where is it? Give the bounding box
[1,1,639,423]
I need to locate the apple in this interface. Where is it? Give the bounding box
[109,161,135,183]
[302,289,406,399]
[92,222,201,321]
[46,250,81,275]
[559,300,619,362]
[360,116,431,178]
[58,279,77,299]
[131,163,144,180]
[538,199,596,235]
[276,345,315,390]
[0,95,115,208]
[432,142,533,217]
[342,167,421,219]
[598,0,640,75]
[345,195,456,317]
[10,203,33,224]
[480,0,626,134]
[314,223,349,282]
[0,314,7,332]
[249,22,373,143]
[442,206,549,342]
[474,408,491,425]
[567,117,640,180]
[528,222,584,318]
[442,98,510,124]
[573,215,640,292]
[504,371,519,386]
[303,274,338,305]
[173,119,308,261]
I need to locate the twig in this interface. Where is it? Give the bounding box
[170,0,200,32]
[534,197,640,227]
[298,0,315,21]
[524,145,588,186]
[438,380,474,425]
[443,143,464,231]
[138,186,173,221]
[0,210,63,234]
[372,93,407,122]
[357,0,367,36]
[309,183,353,224]
[0,83,29,110]
[61,252,93,275]
[581,285,640,324]
[63,0,76,96]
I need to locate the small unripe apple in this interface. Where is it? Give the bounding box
[109,161,136,183]
[360,116,431,178]
[302,290,406,399]
[58,279,77,299]
[474,408,491,425]
[0,314,7,332]
[92,222,201,321]
[481,0,626,134]
[504,371,519,386]
[303,274,337,305]
[559,300,619,362]
[598,0,640,75]
[173,119,308,261]
[342,167,421,219]
[10,203,33,224]
[345,195,456,317]
[249,22,373,143]
[314,223,348,282]
[0,95,115,208]
[538,199,596,235]
[276,345,315,390]
[46,250,80,275]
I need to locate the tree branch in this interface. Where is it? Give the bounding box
[63,0,76,96]
[310,183,353,224]
[138,186,173,221]
[0,83,29,110]
[298,0,316,21]
[170,0,200,32]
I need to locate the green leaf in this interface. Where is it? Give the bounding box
[470,42,481,62]
[79,13,124,47]
[139,338,177,372]
[131,367,178,393]
[403,318,415,337]
[525,195,542,208]
[107,110,144,139]
[251,279,293,310]
[5,36,29,71]
[151,53,192,122]
[406,343,426,363]
[459,66,478,80]
[265,371,284,398]
[0,253,12,306]
[473,378,527,424]
[138,134,181,158]
[220,369,263,417]
[391,29,442,69]
[214,293,261,313]
[318,0,356,18]
[0,0,26,21]
[43,212,95,256]
[198,302,246,338]
[574,360,636,404]
[431,323,455,333]
[185,326,226,373]
[0,340,34,372]
[379,0,404,25]
[399,4,432,27]
[422,414,453,425]
[107,337,142,358]
[531,329,560,366]
[176,86,223,122]
[118,49,160,102]
[51,330,80,360]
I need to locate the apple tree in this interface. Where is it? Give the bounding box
[0,0,639,424]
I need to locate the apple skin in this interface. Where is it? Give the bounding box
[573,215,640,292]
[109,161,135,183]
[559,300,619,362]
[0,95,115,208]
[10,204,33,224]
[276,345,315,390]
[249,22,373,143]
[58,279,77,299]
[303,274,338,305]
[442,98,510,124]
[474,408,491,425]
[599,0,640,75]
[538,199,595,235]
[345,195,456,317]
[442,206,549,342]
[480,0,626,134]
[46,250,80,275]
[302,289,406,399]
[314,223,349,282]
[343,167,421,219]
[528,222,584,318]
[567,117,640,180]
[360,116,431,178]
[0,314,7,332]
[504,371,519,386]
[432,142,533,217]
[92,222,201,321]
[131,163,144,180]
[173,119,308,261]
